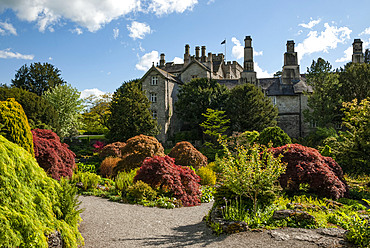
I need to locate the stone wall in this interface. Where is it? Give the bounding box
[180,63,210,83]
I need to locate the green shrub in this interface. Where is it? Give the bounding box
[0,135,83,247]
[73,171,100,191]
[115,168,138,195]
[0,98,34,156]
[259,126,291,147]
[76,163,96,173]
[219,143,286,213]
[197,166,217,185]
[126,180,157,201]
[200,186,215,203]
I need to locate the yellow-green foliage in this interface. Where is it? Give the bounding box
[115,168,139,194]
[0,135,83,247]
[126,180,157,201]
[0,98,34,156]
[72,171,101,191]
[197,166,217,185]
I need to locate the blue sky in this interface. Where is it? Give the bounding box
[0,0,369,98]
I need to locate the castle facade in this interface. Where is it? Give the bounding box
[140,37,367,143]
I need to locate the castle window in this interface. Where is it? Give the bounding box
[150,93,157,103]
[152,110,157,119]
[270,96,277,106]
[151,76,158,85]
[191,75,198,79]
[310,120,318,128]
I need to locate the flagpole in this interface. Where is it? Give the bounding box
[225,38,226,62]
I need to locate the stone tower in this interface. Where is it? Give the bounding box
[184,44,190,66]
[352,39,365,63]
[240,36,257,84]
[282,40,300,84]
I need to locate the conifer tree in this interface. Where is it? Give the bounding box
[107,79,159,142]
[226,83,277,132]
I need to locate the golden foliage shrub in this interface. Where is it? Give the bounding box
[196,166,217,185]
[112,135,165,176]
[100,156,121,178]
[168,141,207,169]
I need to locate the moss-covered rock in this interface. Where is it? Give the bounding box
[0,135,83,247]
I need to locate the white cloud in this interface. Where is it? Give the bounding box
[80,88,105,99]
[173,57,184,64]
[127,21,151,40]
[296,23,352,62]
[231,37,263,60]
[0,0,198,32]
[359,27,370,36]
[113,28,119,39]
[335,46,352,63]
[255,62,273,78]
[231,37,243,59]
[0,48,34,60]
[136,51,159,71]
[299,18,321,29]
[0,21,17,35]
[207,0,215,5]
[48,56,53,60]
[71,27,83,35]
[147,0,198,16]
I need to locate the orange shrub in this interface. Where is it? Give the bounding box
[168,141,207,169]
[99,142,126,159]
[112,135,165,176]
[100,156,121,178]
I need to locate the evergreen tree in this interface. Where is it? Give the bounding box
[106,79,159,142]
[11,62,66,96]
[226,83,277,132]
[0,85,59,130]
[175,78,228,136]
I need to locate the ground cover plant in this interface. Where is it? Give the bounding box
[0,135,83,247]
[32,128,76,180]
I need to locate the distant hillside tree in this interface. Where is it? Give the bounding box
[11,62,66,96]
[82,93,112,134]
[106,79,159,142]
[226,83,278,132]
[0,85,59,130]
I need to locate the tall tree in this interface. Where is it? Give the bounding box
[304,58,370,128]
[0,85,59,130]
[11,62,66,96]
[226,83,278,132]
[106,79,159,142]
[175,78,228,134]
[43,84,84,138]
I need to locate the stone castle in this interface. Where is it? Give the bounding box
[140,37,368,143]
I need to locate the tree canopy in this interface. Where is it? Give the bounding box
[43,84,84,138]
[304,58,370,129]
[175,78,228,136]
[11,62,66,96]
[226,83,278,132]
[106,79,159,142]
[0,85,59,130]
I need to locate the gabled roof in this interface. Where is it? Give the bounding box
[181,59,211,73]
[141,66,182,84]
[261,76,313,96]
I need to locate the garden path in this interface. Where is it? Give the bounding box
[79,196,350,248]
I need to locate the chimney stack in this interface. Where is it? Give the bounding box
[201,46,207,62]
[184,44,190,65]
[159,53,165,67]
[195,46,200,60]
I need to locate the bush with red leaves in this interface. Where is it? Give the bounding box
[32,129,76,180]
[134,155,201,207]
[271,144,348,199]
[168,141,207,169]
[99,142,126,159]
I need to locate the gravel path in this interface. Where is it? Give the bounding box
[79,196,350,248]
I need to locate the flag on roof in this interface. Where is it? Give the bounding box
[221,39,226,44]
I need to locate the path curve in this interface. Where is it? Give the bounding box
[79,196,350,248]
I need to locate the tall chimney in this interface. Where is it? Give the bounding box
[195,46,200,60]
[159,53,165,67]
[243,36,254,71]
[184,44,190,65]
[201,46,207,62]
